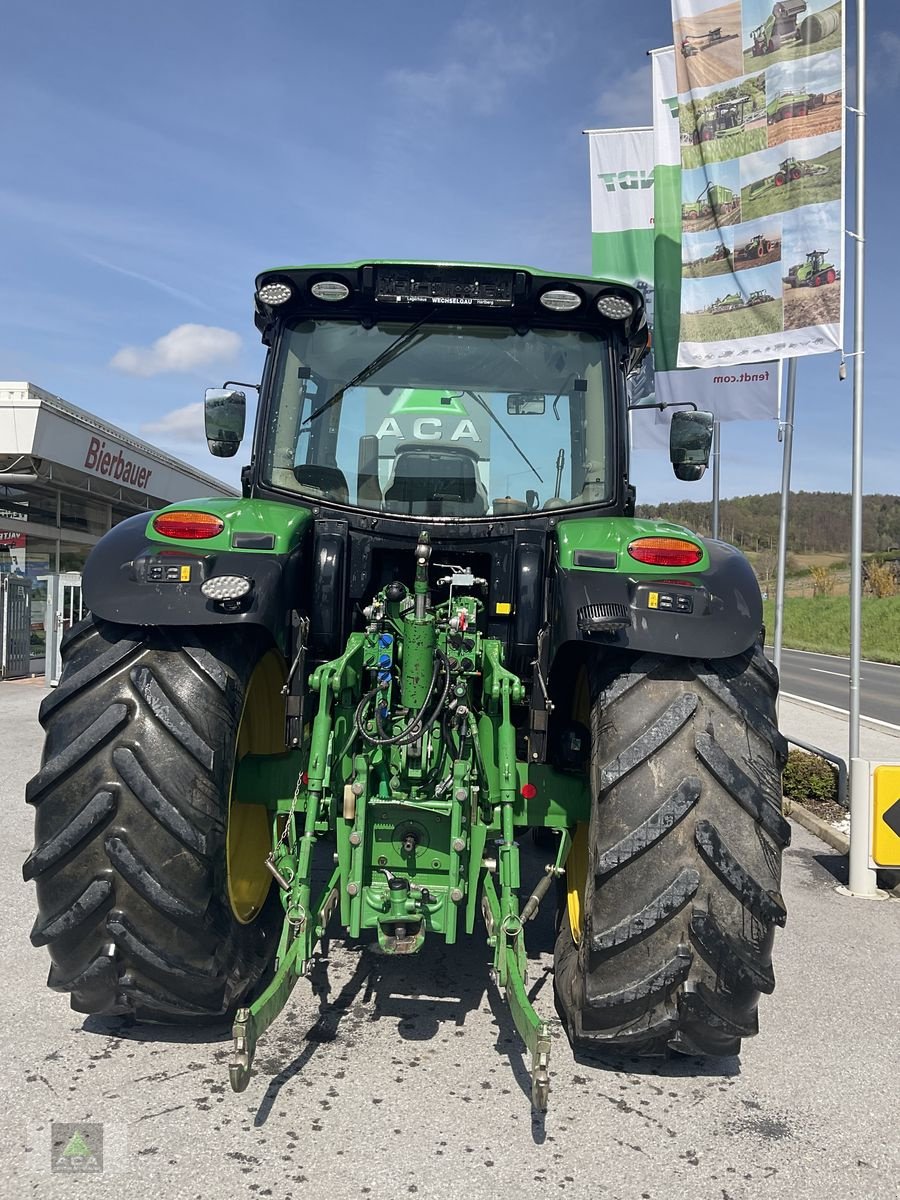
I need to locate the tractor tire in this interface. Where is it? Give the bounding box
[791,168,802,182]
[554,643,789,1058]
[826,269,836,284]
[24,616,283,1021]
[775,173,786,186]
[813,275,822,287]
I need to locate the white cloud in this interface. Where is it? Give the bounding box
[140,402,206,444]
[594,64,653,129]
[110,324,241,377]
[386,17,556,117]
[873,31,900,90]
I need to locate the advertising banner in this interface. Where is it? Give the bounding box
[589,128,657,416]
[651,45,780,424]
[670,0,845,368]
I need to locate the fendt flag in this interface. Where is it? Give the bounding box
[670,0,845,368]
[651,46,780,422]
[589,114,779,447]
[589,128,657,411]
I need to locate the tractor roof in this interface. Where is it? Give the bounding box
[256,259,633,290]
[252,261,646,335]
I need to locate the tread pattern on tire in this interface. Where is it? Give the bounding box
[554,642,788,1057]
[25,615,280,1020]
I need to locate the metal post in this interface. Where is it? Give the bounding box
[773,359,797,685]
[710,420,721,539]
[837,0,884,902]
[848,0,866,763]
[843,758,883,897]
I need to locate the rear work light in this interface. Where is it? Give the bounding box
[257,281,292,306]
[628,537,703,567]
[539,288,582,312]
[152,511,225,540]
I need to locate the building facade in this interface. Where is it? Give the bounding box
[0,381,236,671]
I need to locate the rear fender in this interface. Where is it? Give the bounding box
[81,500,313,652]
[548,520,762,662]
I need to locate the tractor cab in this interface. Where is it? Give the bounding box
[241,263,649,521]
[807,248,828,273]
[204,263,661,662]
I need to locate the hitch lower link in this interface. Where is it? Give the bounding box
[481,828,570,1112]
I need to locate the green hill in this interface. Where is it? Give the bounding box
[637,491,900,554]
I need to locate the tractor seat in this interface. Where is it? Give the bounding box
[383,445,487,517]
[293,464,350,504]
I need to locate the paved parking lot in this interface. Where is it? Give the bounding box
[4,679,899,1200]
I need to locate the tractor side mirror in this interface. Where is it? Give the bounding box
[670,410,714,481]
[204,389,246,458]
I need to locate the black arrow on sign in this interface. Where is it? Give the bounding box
[883,798,900,839]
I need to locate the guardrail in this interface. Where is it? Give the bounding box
[785,734,849,810]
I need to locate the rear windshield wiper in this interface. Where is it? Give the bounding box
[303,309,435,425]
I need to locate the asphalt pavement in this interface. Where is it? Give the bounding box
[4,679,900,1200]
[773,647,900,727]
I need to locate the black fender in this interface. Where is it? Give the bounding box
[81,513,300,651]
[548,538,763,663]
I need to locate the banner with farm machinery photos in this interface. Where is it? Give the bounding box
[671,0,845,367]
[589,119,779,452]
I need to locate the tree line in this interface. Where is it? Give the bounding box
[636,492,900,554]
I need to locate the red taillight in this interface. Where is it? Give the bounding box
[520,783,538,800]
[152,510,225,540]
[628,537,703,567]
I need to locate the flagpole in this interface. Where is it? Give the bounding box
[773,358,797,693]
[848,0,866,765]
[710,421,721,539]
[846,0,876,896]
[582,127,652,135]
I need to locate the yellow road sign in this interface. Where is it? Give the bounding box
[872,765,900,868]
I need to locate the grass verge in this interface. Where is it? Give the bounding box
[762,595,900,665]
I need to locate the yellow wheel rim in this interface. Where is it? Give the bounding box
[226,649,285,923]
[566,667,592,944]
[566,823,589,945]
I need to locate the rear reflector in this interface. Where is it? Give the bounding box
[628,537,702,567]
[152,511,225,540]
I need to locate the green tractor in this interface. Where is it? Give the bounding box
[692,97,749,144]
[24,261,788,1109]
[751,155,824,196]
[708,292,745,313]
[750,0,806,55]
[682,182,739,224]
[785,249,839,287]
[680,27,735,57]
[734,233,778,262]
[767,90,824,123]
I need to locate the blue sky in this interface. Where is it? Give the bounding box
[2,0,899,506]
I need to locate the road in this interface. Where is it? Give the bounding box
[4,679,900,1199]
[772,647,900,727]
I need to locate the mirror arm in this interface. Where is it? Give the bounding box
[627,400,697,412]
[223,381,260,392]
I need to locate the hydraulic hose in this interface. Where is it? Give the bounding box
[355,650,448,747]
